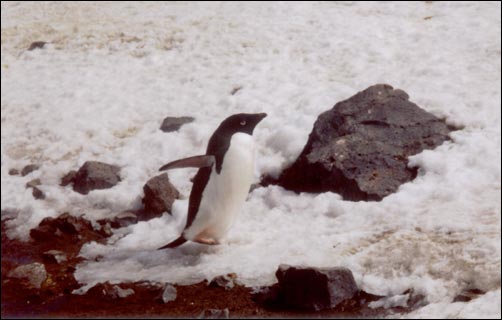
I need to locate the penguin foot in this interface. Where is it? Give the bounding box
[194,237,219,245]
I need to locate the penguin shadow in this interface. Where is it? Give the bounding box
[132,242,222,268]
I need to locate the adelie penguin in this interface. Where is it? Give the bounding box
[158,113,267,249]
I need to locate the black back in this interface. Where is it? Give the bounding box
[183,113,266,230]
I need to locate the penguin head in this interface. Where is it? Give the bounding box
[216,113,267,136]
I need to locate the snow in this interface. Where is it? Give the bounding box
[1,1,500,318]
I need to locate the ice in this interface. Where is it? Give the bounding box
[1,2,500,317]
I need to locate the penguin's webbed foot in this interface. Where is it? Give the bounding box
[194,237,219,245]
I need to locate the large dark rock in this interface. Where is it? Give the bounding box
[72,161,121,195]
[253,265,359,311]
[278,265,358,311]
[160,116,194,132]
[274,84,454,201]
[140,173,180,220]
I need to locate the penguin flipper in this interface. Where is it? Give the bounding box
[158,235,187,249]
[159,155,215,171]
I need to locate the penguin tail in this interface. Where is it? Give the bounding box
[158,236,187,250]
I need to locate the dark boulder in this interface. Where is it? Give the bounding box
[72,161,121,195]
[140,173,179,220]
[160,116,194,132]
[253,265,359,311]
[274,84,454,201]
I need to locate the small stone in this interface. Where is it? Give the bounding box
[8,168,19,175]
[230,86,242,95]
[160,116,195,132]
[453,288,485,302]
[8,262,47,289]
[111,211,139,228]
[197,308,229,319]
[21,164,39,176]
[32,187,46,200]
[88,282,135,299]
[42,250,67,264]
[113,285,135,298]
[161,284,177,303]
[28,41,47,51]
[209,273,238,290]
[26,179,41,188]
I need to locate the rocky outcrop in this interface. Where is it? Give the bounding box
[72,161,121,195]
[273,84,454,201]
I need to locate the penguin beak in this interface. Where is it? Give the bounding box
[255,113,267,122]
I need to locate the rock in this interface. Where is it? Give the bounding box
[209,273,238,290]
[31,187,46,200]
[28,41,47,51]
[110,211,139,228]
[42,250,67,264]
[60,170,77,186]
[30,213,93,241]
[140,173,179,220]
[230,86,242,95]
[8,168,19,175]
[453,288,485,302]
[253,265,358,311]
[72,161,121,194]
[26,179,45,200]
[197,308,230,319]
[160,116,194,132]
[274,84,454,201]
[88,282,135,299]
[25,178,41,188]
[252,283,281,306]
[7,262,47,289]
[160,284,177,303]
[21,164,40,176]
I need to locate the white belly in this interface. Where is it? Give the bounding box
[184,133,255,241]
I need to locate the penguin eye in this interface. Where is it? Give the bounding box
[240,120,246,126]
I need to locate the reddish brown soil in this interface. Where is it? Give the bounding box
[1,219,413,318]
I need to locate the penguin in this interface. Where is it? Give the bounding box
[158,113,267,249]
